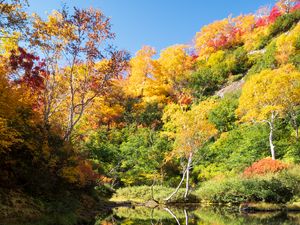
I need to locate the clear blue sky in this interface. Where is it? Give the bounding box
[27,0,276,55]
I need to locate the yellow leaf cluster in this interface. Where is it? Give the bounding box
[123,46,156,98]
[32,11,75,46]
[0,31,20,57]
[237,64,300,122]
[243,26,269,51]
[275,22,300,64]
[123,45,193,105]
[163,100,217,159]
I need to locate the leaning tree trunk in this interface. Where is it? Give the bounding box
[184,152,193,199]
[164,166,187,201]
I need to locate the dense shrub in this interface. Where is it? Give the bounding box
[196,166,300,204]
[196,175,293,204]
[243,157,289,177]
[195,124,270,181]
[278,165,300,199]
[190,66,226,99]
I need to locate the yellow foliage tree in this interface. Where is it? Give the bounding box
[152,44,193,103]
[0,118,21,153]
[0,52,34,154]
[31,9,127,141]
[236,65,300,160]
[163,100,217,200]
[275,22,300,64]
[123,46,156,98]
[153,45,192,88]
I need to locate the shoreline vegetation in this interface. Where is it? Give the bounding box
[111,164,300,212]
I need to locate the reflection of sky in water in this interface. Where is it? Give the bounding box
[96,206,300,225]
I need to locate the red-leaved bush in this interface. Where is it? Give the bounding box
[243,157,289,177]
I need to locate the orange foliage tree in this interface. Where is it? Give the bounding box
[243,157,289,177]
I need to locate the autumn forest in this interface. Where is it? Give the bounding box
[1,0,300,224]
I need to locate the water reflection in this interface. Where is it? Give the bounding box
[96,206,300,225]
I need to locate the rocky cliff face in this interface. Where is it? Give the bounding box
[216,79,245,98]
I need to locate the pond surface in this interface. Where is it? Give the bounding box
[95,206,300,225]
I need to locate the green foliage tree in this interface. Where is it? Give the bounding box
[119,127,170,186]
[194,124,270,181]
[208,93,239,132]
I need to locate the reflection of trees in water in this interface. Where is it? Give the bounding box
[97,206,300,225]
[164,208,181,225]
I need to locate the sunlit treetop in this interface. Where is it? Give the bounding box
[236,64,300,122]
[0,0,27,33]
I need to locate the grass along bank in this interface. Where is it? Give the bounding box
[111,185,199,204]
[111,165,300,210]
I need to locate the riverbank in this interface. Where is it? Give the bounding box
[2,187,300,225]
[110,165,300,212]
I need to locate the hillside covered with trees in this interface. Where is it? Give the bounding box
[1,0,300,224]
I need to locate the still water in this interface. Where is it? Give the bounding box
[95,206,300,225]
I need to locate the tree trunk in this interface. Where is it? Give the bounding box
[184,152,192,199]
[164,167,187,201]
[269,123,275,160]
[267,112,276,160]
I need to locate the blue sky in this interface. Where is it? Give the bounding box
[27,0,276,55]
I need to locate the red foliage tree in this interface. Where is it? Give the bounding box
[255,17,268,28]
[268,6,282,23]
[9,47,46,90]
[207,26,243,50]
[255,6,283,28]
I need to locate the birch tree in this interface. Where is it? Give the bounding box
[236,64,300,160]
[162,100,217,200]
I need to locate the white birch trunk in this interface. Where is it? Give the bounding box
[266,112,276,160]
[184,152,193,199]
[164,166,187,201]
